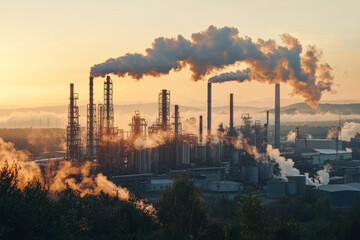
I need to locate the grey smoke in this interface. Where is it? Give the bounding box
[91,26,334,108]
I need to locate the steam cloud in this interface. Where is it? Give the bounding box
[340,122,360,141]
[287,130,296,142]
[267,145,330,187]
[0,138,154,214]
[91,26,334,108]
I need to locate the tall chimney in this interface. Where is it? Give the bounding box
[207,82,212,137]
[70,83,74,128]
[266,110,269,144]
[230,93,234,135]
[174,105,179,140]
[161,89,168,130]
[275,83,280,148]
[88,76,94,159]
[199,115,203,144]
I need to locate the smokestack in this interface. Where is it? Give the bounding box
[230,93,234,135]
[207,82,211,137]
[162,89,168,130]
[265,110,269,144]
[174,105,179,140]
[88,76,94,159]
[275,83,280,148]
[67,83,82,160]
[199,115,203,144]
[70,83,74,129]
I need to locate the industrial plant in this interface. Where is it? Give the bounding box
[58,75,360,204]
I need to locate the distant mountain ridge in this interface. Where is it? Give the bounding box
[268,103,360,115]
[0,102,359,116]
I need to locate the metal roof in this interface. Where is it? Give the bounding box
[318,183,360,192]
[313,149,352,155]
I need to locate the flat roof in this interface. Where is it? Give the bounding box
[318,183,360,192]
[313,149,352,155]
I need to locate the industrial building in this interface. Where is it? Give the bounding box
[314,183,360,208]
[62,76,359,206]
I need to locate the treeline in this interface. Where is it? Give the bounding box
[1,164,360,240]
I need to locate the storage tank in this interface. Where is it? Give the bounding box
[230,150,239,164]
[259,163,273,181]
[135,149,151,174]
[285,180,297,196]
[267,179,286,198]
[241,166,259,184]
[287,175,306,194]
[197,145,206,163]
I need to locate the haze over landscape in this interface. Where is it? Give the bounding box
[1,1,360,240]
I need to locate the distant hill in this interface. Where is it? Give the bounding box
[268,103,360,115]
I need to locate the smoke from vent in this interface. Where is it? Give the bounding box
[91,26,334,109]
[266,145,330,187]
[340,122,360,141]
[287,130,296,142]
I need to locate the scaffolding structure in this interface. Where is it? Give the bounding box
[129,111,147,139]
[66,83,82,160]
[98,76,119,175]
[87,76,97,160]
[149,89,171,134]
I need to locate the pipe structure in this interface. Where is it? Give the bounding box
[199,115,203,144]
[275,83,280,148]
[229,93,234,136]
[207,82,212,137]
[174,105,179,140]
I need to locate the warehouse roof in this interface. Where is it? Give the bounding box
[313,149,352,155]
[318,183,360,192]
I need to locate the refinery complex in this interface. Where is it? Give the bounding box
[60,75,360,206]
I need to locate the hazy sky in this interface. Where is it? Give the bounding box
[1,0,359,108]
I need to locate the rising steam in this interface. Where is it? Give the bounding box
[266,145,330,187]
[91,26,334,108]
[0,138,154,214]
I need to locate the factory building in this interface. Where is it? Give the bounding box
[314,183,360,208]
[295,138,343,150]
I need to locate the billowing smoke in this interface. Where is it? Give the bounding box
[340,122,360,141]
[133,130,172,150]
[266,145,330,187]
[287,130,296,142]
[267,145,300,179]
[327,126,339,139]
[90,25,334,109]
[0,138,154,214]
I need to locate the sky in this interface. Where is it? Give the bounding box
[0,0,359,109]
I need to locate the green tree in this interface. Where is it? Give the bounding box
[156,173,208,240]
[238,189,272,240]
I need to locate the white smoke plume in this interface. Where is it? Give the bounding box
[316,164,331,185]
[133,130,172,150]
[0,138,154,215]
[266,144,330,187]
[90,26,334,109]
[267,145,299,179]
[340,122,360,141]
[287,130,296,142]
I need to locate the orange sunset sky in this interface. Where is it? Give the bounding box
[0,0,359,108]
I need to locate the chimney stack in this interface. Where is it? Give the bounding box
[88,76,94,159]
[199,115,203,144]
[275,83,280,148]
[207,82,212,137]
[174,105,179,140]
[230,93,234,135]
